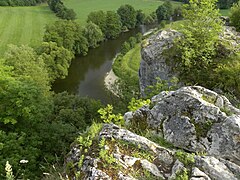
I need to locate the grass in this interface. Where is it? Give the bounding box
[0,4,57,56]
[220,9,230,16]
[114,43,141,80]
[63,0,182,25]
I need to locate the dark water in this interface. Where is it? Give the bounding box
[52,25,155,103]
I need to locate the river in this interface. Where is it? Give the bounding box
[52,25,155,103]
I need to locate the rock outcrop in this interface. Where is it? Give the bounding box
[139,27,240,95]
[139,29,181,96]
[65,86,240,180]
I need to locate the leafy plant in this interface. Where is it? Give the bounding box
[98,105,124,125]
[128,98,151,111]
[5,161,14,180]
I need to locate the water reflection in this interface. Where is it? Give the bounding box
[53,25,156,103]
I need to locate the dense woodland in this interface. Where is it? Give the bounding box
[1,0,240,179]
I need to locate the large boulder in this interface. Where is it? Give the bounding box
[139,86,240,165]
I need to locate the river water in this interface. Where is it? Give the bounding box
[53,25,155,103]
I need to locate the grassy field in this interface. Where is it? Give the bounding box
[0,4,57,56]
[113,44,141,80]
[220,9,230,16]
[63,0,181,25]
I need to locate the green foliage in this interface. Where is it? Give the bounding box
[145,77,179,98]
[230,1,240,31]
[38,41,74,81]
[128,37,137,48]
[218,0,238,9]
[128,98,150,111]
[105,11,122,39]
[156,0,173,22]
[99,138,116,166]
[117,4,137,29]
[144,131,174,149]
[175,150,195,167]
[0,0,46,6]
[174,0,223,72]
[98,105,124,125]
[87,11,107,35]
[193,120,213,139]
[144,12,157,25]
[175,168,189,180]
[172,6,183,21]
[121,42,131,55]
[4,45,50,90]
[48,0,76,20]
[43,20,88,55]
[83,22,104,48]
[136,10,146,25]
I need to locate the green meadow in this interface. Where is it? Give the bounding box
[63,0,182,24]
[0,4,57,56]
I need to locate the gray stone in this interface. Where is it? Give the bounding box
[195,156,240,180]
[147,86,240,165]
[168,160,185,180]
[190,167,211,180]
[139,29,181,96]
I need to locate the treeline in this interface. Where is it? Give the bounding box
[0,0,45,6]
[173,0,238,9]
[48,0,76,20]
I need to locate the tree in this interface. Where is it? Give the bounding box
[4,45,50,90]
[83,22,104,48]
[174,0,223,73]
[87,11,107,35]
[156,1,173,22]
[128,37,137,48]
[230,1,240,31]
[121,41,131,55]
[217,0,238,9]
[117,4,137,29]
[43,20,88,55]
[0,59,53,178]
[38,42,74,81]
[105,11,122,39]
[172,6,183,21]
[136,10,146,25]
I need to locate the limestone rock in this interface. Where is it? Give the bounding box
[65,86,240,179]
[139,29,181,95]
[139,27,240,95]
[147,86,240,165]
[195,156,240,180]
[190,167,211,180]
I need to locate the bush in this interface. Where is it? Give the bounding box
[230,1,240,31]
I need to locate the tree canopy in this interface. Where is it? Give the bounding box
[156,1,173,22]
[230,1,240,31]
[83,22,104,48]
[175,0,223,71]
[105,11,122,39]
[117,4,137,29]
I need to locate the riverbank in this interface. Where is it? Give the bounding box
[104,69,119,95]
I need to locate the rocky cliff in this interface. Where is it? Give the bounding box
[64,86,240,180]
[139,26,240,96]
[139,29,181,96]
